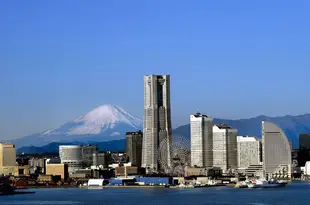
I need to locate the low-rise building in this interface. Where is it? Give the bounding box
[0,165,29,176]
[46,163,68,180]
[185,167,206,177]
[115,166,139,177]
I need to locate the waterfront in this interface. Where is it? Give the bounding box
[0,182,310,205]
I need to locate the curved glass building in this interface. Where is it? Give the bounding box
[59,145,83,173]
[262,121,291,179]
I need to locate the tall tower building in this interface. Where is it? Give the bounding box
[190,113,213,167]
[126,130,143,167]
[262,121,292,179]
[142,75,172,173]
[213,124,238,173]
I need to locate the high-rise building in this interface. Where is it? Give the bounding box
[142,75,172,173]
[92,153,107,167]
[262,121,292,179]
[126,131,143,167]
[213,124,238,173]
[190,113,213,168]
[299,133,310,150]
[237,136,261,169]
[0,143,16,167]
[82,145,98,167]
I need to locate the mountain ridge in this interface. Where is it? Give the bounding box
[16,112,310,154]
[11,104,142,148]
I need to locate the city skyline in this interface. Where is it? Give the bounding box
[1,1,310,139]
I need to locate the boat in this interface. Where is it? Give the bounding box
[277,180,288,185]
[246,179,259,188]
[194,183,208,188]
[235,181,248,188]
[254,179,286,188]
[178,183,194,188]
[247,182,259,188]
[207,179,218,186]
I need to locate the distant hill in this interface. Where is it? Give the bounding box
[11,104,142,149]
[16,113,310,154]
[173,114,310,148]
[17,139,126,154]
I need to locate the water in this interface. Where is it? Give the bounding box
[1,182,310,205]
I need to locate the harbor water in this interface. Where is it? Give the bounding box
[1,181,310,205]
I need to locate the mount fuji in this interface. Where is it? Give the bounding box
[12,104,142,149]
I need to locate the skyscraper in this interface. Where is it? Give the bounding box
[262,121,292,179]
[213,124,238,173]
[82,145,98,167]
[142,75,172,173]
[126,130,143,167]
[190,113,213,167]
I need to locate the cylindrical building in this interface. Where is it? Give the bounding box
[59,145,82,173]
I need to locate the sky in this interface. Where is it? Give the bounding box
[0,0,309,140]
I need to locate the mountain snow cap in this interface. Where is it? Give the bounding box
[68,104,142,135]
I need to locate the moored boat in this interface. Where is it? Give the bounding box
[247,182,259,188]
[235,181,248,188]
[254,179,286,188]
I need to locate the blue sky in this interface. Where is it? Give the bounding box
[0,0,309,140]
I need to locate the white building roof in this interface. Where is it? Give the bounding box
[237,136,259,142]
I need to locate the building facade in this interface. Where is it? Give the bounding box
[82,145,98,167]
[262,121,292,179]
[190,113,213,168]
[126,131,143,167]
[237,136,261,169]
[142,75,172,173]
[0,143,16,167]
[59,145,83,174]
[29,158,46,174]
[213,124,238,173]
[92,152,107,167]
[46,163,68,180]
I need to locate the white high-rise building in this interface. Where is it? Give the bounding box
[237,136,261,169]
[142,75,172,173]
[213,124,238,173]
[262,121,292,179]
[190,113,213,167]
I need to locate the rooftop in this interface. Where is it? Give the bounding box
[216,124,232,129]
[192,113,210,118]
[126,130,142,135]
[237,136,260,142]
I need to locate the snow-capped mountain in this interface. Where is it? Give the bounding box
[12,104,143,148]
